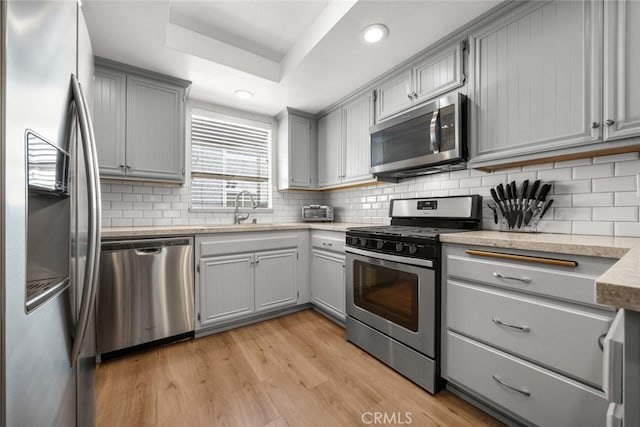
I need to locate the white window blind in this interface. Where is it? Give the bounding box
[190,112,271,209]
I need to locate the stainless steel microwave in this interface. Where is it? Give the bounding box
[370,92,466,179]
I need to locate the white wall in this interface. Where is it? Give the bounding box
[324,153,640,237]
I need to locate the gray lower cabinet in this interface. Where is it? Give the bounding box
[195,232,306,332]
[310,231,346,322]
[442,243,616,426]
[93,58,190,183]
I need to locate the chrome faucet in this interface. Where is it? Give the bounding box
[233,190,258,224]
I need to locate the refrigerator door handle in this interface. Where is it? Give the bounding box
[69,74,102,367]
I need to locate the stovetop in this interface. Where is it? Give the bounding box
[347,225,470,239]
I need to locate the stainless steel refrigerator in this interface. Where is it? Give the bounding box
[1,1,101,425]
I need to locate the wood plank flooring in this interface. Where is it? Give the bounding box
[96,309,501,427]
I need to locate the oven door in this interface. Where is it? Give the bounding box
[345,248,436,358]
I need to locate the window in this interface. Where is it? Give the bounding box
[190,109,272,209]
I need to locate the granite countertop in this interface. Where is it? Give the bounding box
[440,230,640,312]
[101,222,367,238]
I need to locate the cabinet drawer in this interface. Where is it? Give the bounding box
[448,281,612,387]
[199,233,298,257]
[447,331,607,427]
[447,254,601,305]
[311,235,345,253]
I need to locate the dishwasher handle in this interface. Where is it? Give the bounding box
[135,247,163,255]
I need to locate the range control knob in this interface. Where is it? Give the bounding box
[395,243,404,252]
[360,238,368,247]
[408,245,418,255]
[348,237,358,246]
[376,240,384,250]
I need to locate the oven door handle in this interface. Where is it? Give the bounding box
[345,247,433,268]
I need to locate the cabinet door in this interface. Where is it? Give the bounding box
[126,75,185,182]
[342,93,374,185]
[93,67,126,177]
[289,114,312,188]
[413,42,464,105]
[470,0,602,165]
[311,249,345,321]
[317,110,342,188]
[604,0,640,141]
[375,69,413,122]
[199,254,254,328]
[254,249,298,312]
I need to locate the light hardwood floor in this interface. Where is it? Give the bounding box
[96,309,501,427]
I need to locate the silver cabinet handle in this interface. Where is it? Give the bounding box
[604,119,616,126]
[598,332,606,351]
[493,272,531,283]
[119,164,125,168]
[322,242,333,247]
[407,93,413,100]
[492,317,531,333]
[126,165,131,169]
[255,259,260,264]
[591,121,600,129]
[492,375,531,397]
[412,92,418,99]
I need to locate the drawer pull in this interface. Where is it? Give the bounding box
[322,242,334,247]
[492,317,531,333]
[492,375,531,397]
[465,249,578,267]
[493,272,531,283]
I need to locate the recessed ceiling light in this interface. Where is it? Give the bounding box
[234,90,254,100]
[361,24,389,45]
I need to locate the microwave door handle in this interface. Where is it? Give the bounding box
[429,109,440,153]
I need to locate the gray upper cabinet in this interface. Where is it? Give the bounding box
[276,109,316,190]
[317,109,342,188]
[604,0,640,141]
[469,0,602,168]
[93,67,126,177]
[342,93,374,184]
[375,41,464,122]
[93,58,190,183]
[317,92,374,189]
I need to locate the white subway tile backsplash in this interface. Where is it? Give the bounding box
[102,155,640,236]
[592,207,638,222]
[537,167,572,181]
[572,193,613,207]
[614,160,640,176]
[553,207,591,221]
[572,221,613,235]
[592,176,636,192]
[614,222,640,237]
[554,158,592,168]
[593,153,639,163]
[553,179,591,194]
[615,191,640,206]
[572,163,614,179]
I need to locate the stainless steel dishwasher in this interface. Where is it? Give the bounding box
[96,237,194,355]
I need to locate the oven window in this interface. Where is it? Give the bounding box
[353,260,419,332]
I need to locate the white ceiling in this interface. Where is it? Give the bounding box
[82,0,501,117]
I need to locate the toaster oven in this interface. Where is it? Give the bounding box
[302,205,334,222]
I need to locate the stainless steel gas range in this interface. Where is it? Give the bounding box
[345,195,482,393]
